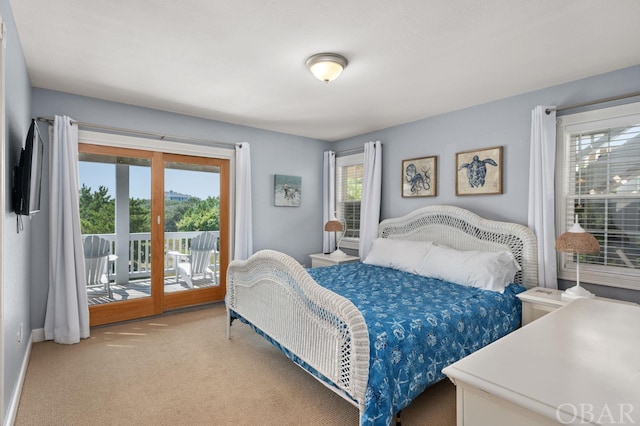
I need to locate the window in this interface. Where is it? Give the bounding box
[336,153,363,248]
[557,102,640,290]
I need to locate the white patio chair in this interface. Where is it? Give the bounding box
[169,231,218,289]
[84,235,117,299]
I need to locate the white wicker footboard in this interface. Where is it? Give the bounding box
[226,249,370,412]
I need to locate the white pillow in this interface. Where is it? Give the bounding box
[414,245,520,293]
[362,238,397,268]
[363,238,433,273]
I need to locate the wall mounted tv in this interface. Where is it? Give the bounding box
[13,119,44,216]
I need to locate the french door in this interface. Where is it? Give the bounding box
[78,144,229,326]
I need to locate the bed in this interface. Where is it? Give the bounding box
[225,205,538,425]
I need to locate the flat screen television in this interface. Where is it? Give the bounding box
[13,119,44,216]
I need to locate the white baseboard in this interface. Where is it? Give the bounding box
[31,328,45,343]
[3,334,32,426]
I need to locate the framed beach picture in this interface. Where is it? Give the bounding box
[456,146,502,196]
[402,156,437,197]
[274,174,301,206]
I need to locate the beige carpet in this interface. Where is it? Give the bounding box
[15,303,455,425]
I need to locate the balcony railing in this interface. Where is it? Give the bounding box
[84,231,219,283]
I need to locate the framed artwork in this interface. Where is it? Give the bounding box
[274,174,301,206]
[402,156,437,197]
[456,146,503,196]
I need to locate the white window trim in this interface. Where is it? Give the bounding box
[555,102,640,290]
[79,130,234,160]
[336,152,363,250]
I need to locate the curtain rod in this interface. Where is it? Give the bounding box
[36,117,236,149]
[336,142,384,156]
[545,91,640,115]
[336,146,365,156]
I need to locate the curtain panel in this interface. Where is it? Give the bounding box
[44,115,90,344]
[528,106,557,289]
[322,151,336,253]
[359,141,382,259]
[234,142,253,260]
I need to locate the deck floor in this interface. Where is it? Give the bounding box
[87,276,218,305]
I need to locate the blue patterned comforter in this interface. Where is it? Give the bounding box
[306,262,525,425]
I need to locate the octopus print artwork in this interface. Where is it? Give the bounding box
[274,174,301,206]
[402,156,437,197]
[456,146,502,195]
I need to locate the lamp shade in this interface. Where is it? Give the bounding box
[555,219,599,300]
[306,53,348,83]
[555,222,600,255]
[324,219,344,232]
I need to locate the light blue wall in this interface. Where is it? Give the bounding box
[1,0,34,421]
[335,65,640,303]
[30,89,330,329]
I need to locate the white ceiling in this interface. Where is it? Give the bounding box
[11,0,640,141]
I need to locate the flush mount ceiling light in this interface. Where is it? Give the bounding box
[306,53,348,83]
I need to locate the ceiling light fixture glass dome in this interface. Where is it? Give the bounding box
[306,53,348,83]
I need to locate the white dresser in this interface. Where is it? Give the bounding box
[443,298,640,425]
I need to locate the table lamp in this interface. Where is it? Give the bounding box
[324,215,346,257]
[555,216,600,300]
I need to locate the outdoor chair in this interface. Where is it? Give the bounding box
[84,235,117,299]
[168,231,218,289]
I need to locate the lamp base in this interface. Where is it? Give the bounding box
[329,249,347,258]
[561,285,595,301]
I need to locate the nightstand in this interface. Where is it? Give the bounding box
[517,287,567,326]
[309,253,360,268]
[517,286,637,326]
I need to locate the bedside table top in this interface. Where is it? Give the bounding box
[518,286,638,308]
[309,253,359,261]
[516,287,567,307]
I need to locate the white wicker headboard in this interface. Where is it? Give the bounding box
[378,205,538,288]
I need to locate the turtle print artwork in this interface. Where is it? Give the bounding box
[402,156,437,197]
[456,146,502,195]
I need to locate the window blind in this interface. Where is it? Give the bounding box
[336,154,363,240]
[563,123,640,276]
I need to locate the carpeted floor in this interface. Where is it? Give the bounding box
[15,303,455,425]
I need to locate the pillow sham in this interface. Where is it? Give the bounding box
[363,238,433,273]
[414,244,520,293]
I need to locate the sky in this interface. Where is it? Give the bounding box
[79,162,220,200]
